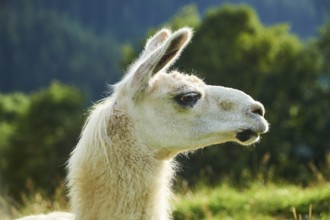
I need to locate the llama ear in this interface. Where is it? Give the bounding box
[152,27,192,73]
[144,28,171,52]
[138,29,172,61]
[131,27,193,95]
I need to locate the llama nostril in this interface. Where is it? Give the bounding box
[251,104,264,117]
[252,108,263,116]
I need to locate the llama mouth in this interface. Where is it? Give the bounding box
[235,129,258,143]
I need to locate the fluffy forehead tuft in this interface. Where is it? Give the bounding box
[149,71,205,92]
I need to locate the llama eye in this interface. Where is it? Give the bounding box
[175,92,201,107]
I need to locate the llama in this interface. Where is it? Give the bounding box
[18,27,268,220]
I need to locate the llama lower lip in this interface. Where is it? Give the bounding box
[236,129,258,142]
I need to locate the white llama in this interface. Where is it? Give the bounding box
[19,27,268,220]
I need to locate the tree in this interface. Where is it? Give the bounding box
[0,93,29,181]
[0,5,120,100]
[2,82,85,197]
[318,22,330,77]
[161,4,201,30]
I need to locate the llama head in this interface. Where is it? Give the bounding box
[113,27,269,159]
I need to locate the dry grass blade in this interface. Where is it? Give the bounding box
[309,204,313,220]
[292,207,297,220]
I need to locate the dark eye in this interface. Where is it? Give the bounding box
[175,92,201,107]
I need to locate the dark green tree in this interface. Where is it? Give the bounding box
[2,82,85,196]
[0,93,29,180]
[0,4,120,100]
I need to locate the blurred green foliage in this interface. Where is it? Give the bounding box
[0,3,120,100]
[163,4,201,30]
[0,82,85,197]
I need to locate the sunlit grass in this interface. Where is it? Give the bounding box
[1,182,330,219]
[173,182,330,220]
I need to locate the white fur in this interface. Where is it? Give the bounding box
[17,212,74,220]
[18,27,268,220]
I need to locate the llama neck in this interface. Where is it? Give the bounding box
[68,101,175,220]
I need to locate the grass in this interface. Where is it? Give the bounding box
[1,182,330,219]
[174,182,330,220]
